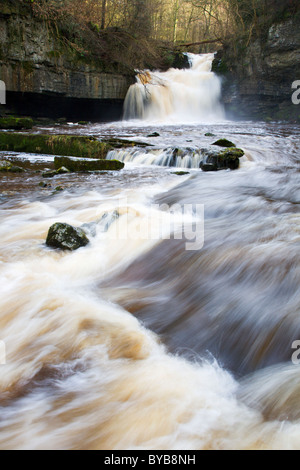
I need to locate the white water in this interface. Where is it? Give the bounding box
[107,147,205,169]
[0,52,300,449]
[123,53,224,123]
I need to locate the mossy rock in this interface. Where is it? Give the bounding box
[6,166,24,173]
[201,163,218,172]
[0,160,12,170]
[46,223,90,251]
[0,117,34,130]
[212,139,236,148]
[42,170,59,178]
[0,133,111,159]
[54,156,124,172]
[0,160,24,173]
[171,171,190,176]
[201,147,244,171]
[205,133,216,137]
[147,132,160,138]
[43,166,71,178]
[102,138,151,148]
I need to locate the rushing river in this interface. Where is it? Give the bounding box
[0,55,299,450]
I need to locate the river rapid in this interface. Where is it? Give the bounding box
[0,54,299,450]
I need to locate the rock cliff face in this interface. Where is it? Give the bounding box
[213,15,300,122]
[0,1,134,120]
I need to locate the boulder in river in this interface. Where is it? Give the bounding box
[212,139,236,148]
[54,156,124,172]
[46,223,90,251]
[0,160,24,172]
[200,147,244,171]
[42,166,70,178]
[0,160,12,171]
[147,132,160,138]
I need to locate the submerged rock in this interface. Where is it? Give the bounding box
[46,223,90,251]
[0,160,12,170]
[200,147,244,171]
[212,139,236,148]
[54,156,124,172]
[81,210,120,238]
[147,132,160,138]
[205,132,216,137]
[0,160,24,172]
[39,182,50,188]
[7,166,24,173]
[171,171,190,176]
[98,210,120,233]
[42,166,70,178]
[42,170,59,178]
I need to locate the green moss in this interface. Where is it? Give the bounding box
[212,59,229,74]
[212,139,236,148]
[201,147,244,171]
[102,138,150,148]
[218,147,244,160]
[89,22,100,34]
[46,222,90,251]
[0,160,24,173]
[54,156,124,172]
[0,133,112,159]
[0,117,34,130]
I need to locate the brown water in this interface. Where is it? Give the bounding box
[0,119,299,450]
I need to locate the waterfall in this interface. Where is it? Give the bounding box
[123,53,224,123]
[107,147,204,169]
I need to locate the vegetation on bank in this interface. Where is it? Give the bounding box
[22,0,300,55]
[2,0,298,76]
[0,117,34,130]
[0,133,113,159]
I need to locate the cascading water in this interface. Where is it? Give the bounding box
[0,46,300,448]
[107,53,228,169]
[123,53,224,123]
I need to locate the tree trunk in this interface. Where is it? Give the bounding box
[101,0,107,29]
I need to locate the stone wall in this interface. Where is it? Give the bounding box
[213,15,300,122]
[0,1,133,120]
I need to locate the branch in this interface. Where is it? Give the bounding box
[175,38,222,48]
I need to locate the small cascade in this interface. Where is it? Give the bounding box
[107,147,204,169]
[123,53,224,123]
